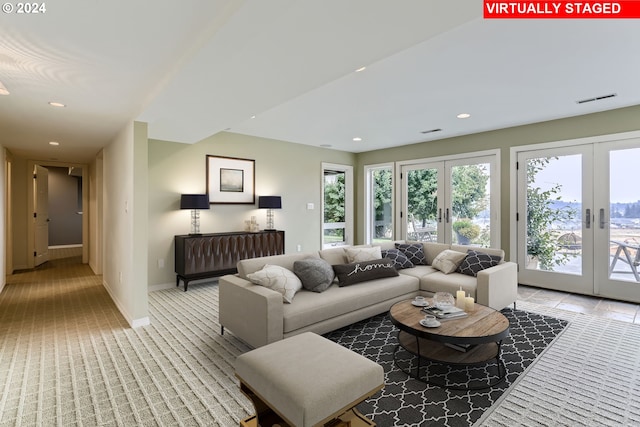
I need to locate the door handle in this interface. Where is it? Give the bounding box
[445,208,450,223]
[438,208,442,223]
[585,209,591,229]
[599,208,605,229]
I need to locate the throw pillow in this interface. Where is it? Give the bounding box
[457,250,502,277]
[381,249,414,270]
[432,249,467,274]
[344,246,382,263]
[333,258,399,287]
[293,258,335,293]
[395,243,427,265]
[246,264,302,303]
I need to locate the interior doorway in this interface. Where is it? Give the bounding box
[26,160,89,270]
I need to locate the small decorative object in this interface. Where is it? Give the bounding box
[258,196,282,230]
[433,292,455,310]
[207,155,255,204]
[246,216,260,232]
[180,194,210,235]
[465,294,475,312]
[456,287,466,309]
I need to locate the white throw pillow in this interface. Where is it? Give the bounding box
[246,265,302,303]
[432,250,467,274]
[344,246,382,263]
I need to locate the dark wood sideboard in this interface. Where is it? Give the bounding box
[175,230,285,291]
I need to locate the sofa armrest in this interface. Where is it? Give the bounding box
[475,262,518,310]
[219,274,284,348]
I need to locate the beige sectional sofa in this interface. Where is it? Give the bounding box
[219,241,517,348]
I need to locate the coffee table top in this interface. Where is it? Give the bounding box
[389,299,510,346]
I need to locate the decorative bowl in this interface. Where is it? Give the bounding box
[433,292,455,310]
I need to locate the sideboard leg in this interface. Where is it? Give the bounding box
[221,325,225,335]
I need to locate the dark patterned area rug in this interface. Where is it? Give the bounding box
[324,308,568,427]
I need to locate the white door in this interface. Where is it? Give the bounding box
[34,165,49,266]
[517,138,640,303]
[516,145,594,294]
[594,140,640,302]
[400,155,498,247]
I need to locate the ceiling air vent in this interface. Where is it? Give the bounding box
[420,128,442,134]
[576,93,617,104]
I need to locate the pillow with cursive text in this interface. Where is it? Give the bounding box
[333,258,399,287]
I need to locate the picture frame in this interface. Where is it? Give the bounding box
[206,155,255,204]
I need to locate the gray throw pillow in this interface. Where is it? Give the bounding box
[293,258,335,293]
[395,243,427,265]
[381,249,414,270]
[457,250,502,277]
[333,258,399,287]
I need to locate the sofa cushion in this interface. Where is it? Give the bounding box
[246,265,303,303]
[293,258,335,293]
[397,265,439,279]
[333,258,398,287]
[282,275,419,333]
[238,253,319,279]
[419,271,477,298]
[381,249,414,270]
[432,249,467,274]
[395,243,427,265]
[344,246,382,263]
[457,250,502,277]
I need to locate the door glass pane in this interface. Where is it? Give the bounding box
[323,170,345,246]
[526,155,582,273]
[371,167,393,244]
[451,163,490,246]
[609,148,640,282]
[406,168,438,242]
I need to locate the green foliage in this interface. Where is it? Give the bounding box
[373,169,393,238]
[324,173,345,223]
[452,219,480,239]
[526,157,577,270]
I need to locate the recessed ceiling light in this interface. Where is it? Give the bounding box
[250,115,256,119]
[48,101,66,108]
[0,81,9,96]
[353,137,362,142]
[49,141,59,146]
[355,66,367,73]
[457,113,471,119]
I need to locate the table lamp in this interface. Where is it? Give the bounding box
[180,194,210,235]
[258,196,281,231]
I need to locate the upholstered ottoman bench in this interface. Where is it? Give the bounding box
[235,332,384,427]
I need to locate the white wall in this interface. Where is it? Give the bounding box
[103,121,149,326]
[147,131,356,288]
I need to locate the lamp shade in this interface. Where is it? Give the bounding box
[258,196,281,209]
[180,194,210,210]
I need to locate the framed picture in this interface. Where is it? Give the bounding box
[206,155,255,204]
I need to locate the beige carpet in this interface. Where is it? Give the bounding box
[0,253,252,426]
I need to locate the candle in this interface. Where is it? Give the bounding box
[465,295,475,312]
[456,289,466,309]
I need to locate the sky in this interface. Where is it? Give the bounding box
[532,147,640,204]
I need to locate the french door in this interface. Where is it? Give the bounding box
[517,137,640,302]
[400,154,498,247]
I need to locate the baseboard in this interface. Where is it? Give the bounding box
[148,282,175,292]
[102,279,149,329]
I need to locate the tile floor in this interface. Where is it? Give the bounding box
[518,284,640,324]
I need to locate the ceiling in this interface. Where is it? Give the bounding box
[1,1,640,164]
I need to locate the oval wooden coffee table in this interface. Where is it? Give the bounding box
[389,299,510,390]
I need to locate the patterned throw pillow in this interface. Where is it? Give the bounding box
[344,246,382,263]
[381,249,414,270]
[457,250,502,277]
[246,264,303,303]
[395,243,427,265]
[333,258,399,287]
[293,258,335,293]
[432,249,467,274]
